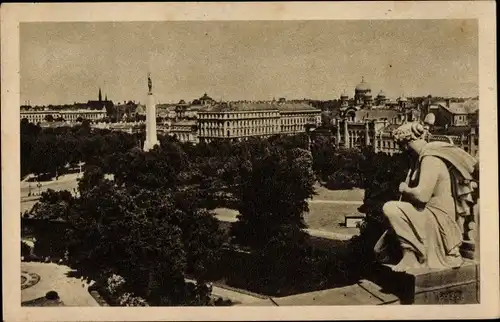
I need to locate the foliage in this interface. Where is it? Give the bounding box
[118,293,148,306]
[20,121,141,178]
[231,143,315,249]
[24,165,226,306]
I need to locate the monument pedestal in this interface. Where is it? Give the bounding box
[368,259,479,304]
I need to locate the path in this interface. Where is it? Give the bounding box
[21,262,99,306]
[185,279,264,305]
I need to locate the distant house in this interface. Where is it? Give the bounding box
[435,99,479,127]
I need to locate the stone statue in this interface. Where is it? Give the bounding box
[148,73,152,93]
[375,118,478,272]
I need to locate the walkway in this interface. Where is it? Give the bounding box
[21,262,99,306]
[238,280,400,306]
[185,279,264,305]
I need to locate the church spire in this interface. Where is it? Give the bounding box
[98,88,102,102]
[105,94,107,101]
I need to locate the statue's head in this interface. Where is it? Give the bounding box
[392,122,428,154]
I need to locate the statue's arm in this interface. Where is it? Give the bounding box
[402,156,443,204]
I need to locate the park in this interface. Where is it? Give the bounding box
[20,120,480,306]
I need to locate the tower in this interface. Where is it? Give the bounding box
[98,88,102,102]
[143,73,159,152]
[340,90,349,109]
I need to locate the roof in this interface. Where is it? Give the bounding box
[209,102,277,112]
[172,120,197,126]
[440,100,479,114]
[377,90,386,97]
[277,103,319,112]
[355,77,371,91]
[355,109,401,121]
[433,125,473,136]
[200,93,214,100]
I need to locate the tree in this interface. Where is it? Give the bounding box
[34,164,225,306]
[44,114,54,122]
[231,144,315,249]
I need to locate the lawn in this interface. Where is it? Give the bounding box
[305,202,362,232]
[213,199,363,235]
[312,184,365,202]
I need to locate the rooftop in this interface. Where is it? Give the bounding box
[355,109,401,121]
[434,125,474,136]
[207,102,317,113]
[355,77,371,91]
[172,120,197,126]
[440,100,479,114]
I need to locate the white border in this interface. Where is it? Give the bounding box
[2,2,498,321]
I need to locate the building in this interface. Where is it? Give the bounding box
[197,101,321,142]
[279,102,322,135]
[21,88,111,124]
[334,118,401,155]
[435,99,479,127]
[170,120,199,144]
[20,108,107,124]
[431,123,479,157]
[87,88,114,115]
[193,93,217,106]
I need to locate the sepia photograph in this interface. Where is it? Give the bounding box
[2,2,498,321]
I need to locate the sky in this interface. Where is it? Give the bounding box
[20,20,478,106]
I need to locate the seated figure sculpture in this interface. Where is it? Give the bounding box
[375,118,478,272]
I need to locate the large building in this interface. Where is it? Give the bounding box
[332,77,420,154]
[21,88,111,124]
[197,101,321,142]
[328,77,480,156]
[20,108,107,124]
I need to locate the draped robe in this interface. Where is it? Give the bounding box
[376,142,477,269]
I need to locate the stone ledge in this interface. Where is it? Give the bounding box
[368,259,479,304]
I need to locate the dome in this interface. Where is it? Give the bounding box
[377,90,386,98]
[355,77,371,91]
[398,96,408,102]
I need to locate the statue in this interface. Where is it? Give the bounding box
[148,73,152,94]
[375,117,478,272]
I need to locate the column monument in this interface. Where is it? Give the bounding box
[143,72,159,152]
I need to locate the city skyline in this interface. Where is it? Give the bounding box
[20,20,478,106]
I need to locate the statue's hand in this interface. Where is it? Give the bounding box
[399,182,409,194]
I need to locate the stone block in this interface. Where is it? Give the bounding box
[345,215,365,228]
[368,259,479,304]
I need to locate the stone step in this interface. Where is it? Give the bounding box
[367,259,479,304]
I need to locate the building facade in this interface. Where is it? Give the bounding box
[170,120,199,144]
[20,108,107,124]
[435,99,479,127]
[197,102,321,142]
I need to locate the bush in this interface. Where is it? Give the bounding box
[325,170,358,189]
[45,291,59,300]
[106,274,126,296]
[118,292,148,306]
